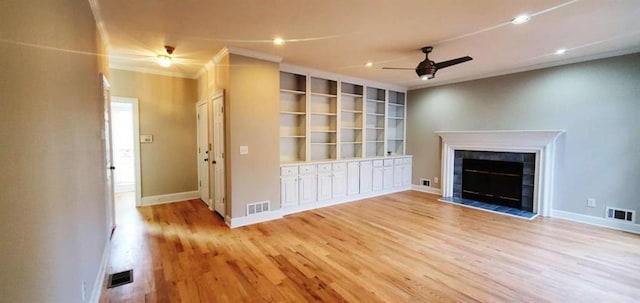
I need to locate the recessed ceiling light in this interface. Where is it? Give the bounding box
[555,48,567,55]
[273,37,285,45]
[511,15,530,25]
[157,54,172,67]
[365,62,373,68]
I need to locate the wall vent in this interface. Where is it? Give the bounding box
[606,207,635,223]
[247,200,270,216]
[420,178,431,187]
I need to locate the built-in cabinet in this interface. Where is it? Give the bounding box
[279,72,307,163]
[387,91,406,156]
[280,70,407,163]
[280,156,412,214]
[279,68,410,215]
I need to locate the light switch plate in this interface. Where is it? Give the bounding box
[140,135,153,143]
[240,146,249,155]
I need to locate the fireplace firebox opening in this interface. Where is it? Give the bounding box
[462,159,523,209]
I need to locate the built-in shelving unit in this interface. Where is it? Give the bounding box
[280,72,307,163]
[365,87,386,157]
[309,77,338,161]
[340,82,364,159]
[279,69,407,163]
[386,90,406,155]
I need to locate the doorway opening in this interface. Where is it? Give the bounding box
[111,97,141,225]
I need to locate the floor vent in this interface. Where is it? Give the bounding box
[247,200,270,216]
[107,269,133,289]
[420,178,431,187]
[606,207,635,223]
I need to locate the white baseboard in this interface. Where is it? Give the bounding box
[227,186,412,228]
[226,210,283,228]
[89,240,110,303]
[141,190,199,206]
[411,184,442,195]
[551,209,640,234]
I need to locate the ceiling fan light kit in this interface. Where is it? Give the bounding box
[383,46,473,80]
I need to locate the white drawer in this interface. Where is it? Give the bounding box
[383,159,394,166]
[318,164,332,173]
[373,160,383,167]
[394,158,404,165]
[332,163,346,172]
[403,158,412,165]
[299,164,317,174]
[281,166,298,176]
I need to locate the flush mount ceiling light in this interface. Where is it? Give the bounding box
[511,15,530,24]
[273,37,285,45]
[365,62,373,68]
[157,45,174,67]
[555,48,567,55]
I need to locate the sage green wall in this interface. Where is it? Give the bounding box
[407,53,640,218]
[109,69,198,197]
[0,0,108,301]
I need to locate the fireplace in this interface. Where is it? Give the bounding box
[436,130,564,216]
[453,151,535,212]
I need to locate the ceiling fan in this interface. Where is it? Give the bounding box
[383,46,472,80]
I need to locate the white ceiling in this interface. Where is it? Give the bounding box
[97,0,640,89]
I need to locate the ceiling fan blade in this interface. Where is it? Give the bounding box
[382,67,415,70]
[434,56,472,69]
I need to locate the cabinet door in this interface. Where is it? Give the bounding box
[360,161,373,194]
[299,174,317,205]
[373,166,383,191]
[333,171,347,198]
[403,165,411,186]
[347,162,360,195]
[394,164,404,187]
[317,172,332,201]
[281,175,298,207]
[383,166,393,189]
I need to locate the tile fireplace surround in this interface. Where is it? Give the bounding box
[436,130,564,217]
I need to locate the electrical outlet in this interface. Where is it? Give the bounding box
[81,280,86,301]
[434,177,439,184]
[587,198,596,208]
[240,145,249,155]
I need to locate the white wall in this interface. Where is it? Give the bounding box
[0,0,108,301]
[407,53,640,218]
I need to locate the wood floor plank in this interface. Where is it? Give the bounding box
[101,191,640,302]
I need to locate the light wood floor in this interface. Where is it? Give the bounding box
[101,191,640,302]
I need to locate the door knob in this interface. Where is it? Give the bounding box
[109,166,116,170]
[204,158,208,162]
[212,160,217,164]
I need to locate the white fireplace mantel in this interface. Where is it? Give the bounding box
[436,130,564,217]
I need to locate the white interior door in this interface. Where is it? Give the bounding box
[212,92,226,216]
[101,75,116,237]
[197,101,211,208]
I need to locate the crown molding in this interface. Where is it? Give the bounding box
[280,63,408,92]
[226,47,282,63]
[109,64,198,79]
[87,0,111,50]
[213,47,230,63]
